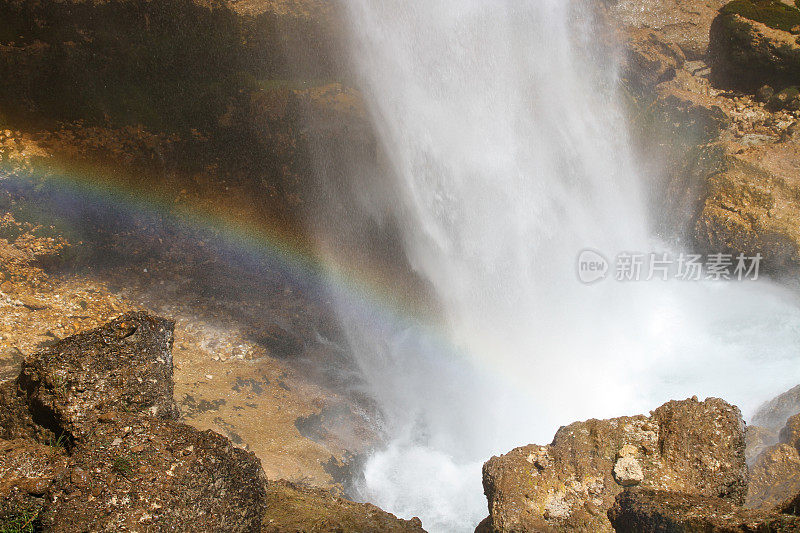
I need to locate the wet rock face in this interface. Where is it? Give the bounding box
[709,3,800,91]
[610,1,800,274]
[689,140,800,272]
[781,413,800,448]
[746,442,800,510]
[263,480,427,533]
[17,312,179,440]
[746,424,778,465]
[623,28,686,89]
[752,384,800,432]
[608,488,800,532]
[481,398,747,532]
[607,0,727,59]
[746,412,800,511]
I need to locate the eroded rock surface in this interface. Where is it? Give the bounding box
[0,313,268,532]
[746,442,800,510]
[480,397,746,532]
[18,312,179,440]
[746,424,779,465]
[693,141,800,270]
[263,480,427,533]
[623,28,686,89]
[43,412,268,532]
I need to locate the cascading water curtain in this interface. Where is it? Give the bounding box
[321,1,800,530]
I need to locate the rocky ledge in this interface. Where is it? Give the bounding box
[0,312,425,532]
[609,488,800,532]
[608,0,800,273]
[477,388,800,532]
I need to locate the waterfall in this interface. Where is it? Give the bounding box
[321,1,800,531]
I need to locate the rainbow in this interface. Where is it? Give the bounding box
[0,153,445,343]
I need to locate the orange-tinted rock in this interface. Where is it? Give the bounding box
[746,443,800,510]
[481,398,746,532]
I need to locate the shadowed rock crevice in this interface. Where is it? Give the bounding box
[608,488,800,532]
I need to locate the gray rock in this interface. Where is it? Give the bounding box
[752,384,800,432]
[614,456,644,487]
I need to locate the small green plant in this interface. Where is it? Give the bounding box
[111,454,136,477]
[0,507,41,533]
[45,432,68,450]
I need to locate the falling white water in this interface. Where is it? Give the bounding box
[325,1,800,531]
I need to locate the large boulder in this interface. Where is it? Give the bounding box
[1,413,270,532]
[781,413,800,448]
[746,424,779,465]
[40,411,268,532]
[480,398,747,532]
[16,312,180,440]
[0,313,269,532]
[746,442,800,510]
[709,1,800,91]
[608,488,800,532]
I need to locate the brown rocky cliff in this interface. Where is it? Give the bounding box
[612,0,800,273]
